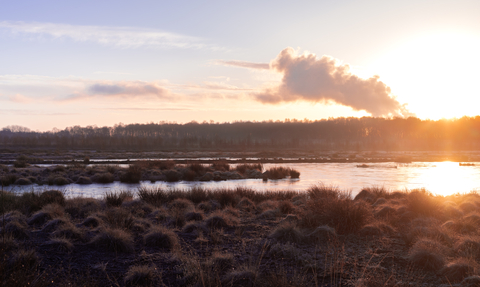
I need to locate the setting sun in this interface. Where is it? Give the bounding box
[371,32,480,120]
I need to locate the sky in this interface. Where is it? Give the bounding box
[1,0,480,131]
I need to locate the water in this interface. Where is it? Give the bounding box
[5,162,480,198]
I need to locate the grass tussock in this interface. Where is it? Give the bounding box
[144,226,179,252]
[301,186,372,234]
[269,222,304,243]
[4,184,480,286]
[104,190,133,207]
[264,166,300,179]
[124,264,162,287]
[90,227,134,253]
[204,210,237,230]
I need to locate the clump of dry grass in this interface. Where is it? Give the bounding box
[235,163,262,174]
[168,198,195,213]
[4,220,29,239]
[306,225,336,243]
[462,275,480,287]
[236,197,256,212]
[264,166,300,179]
[43,236,74,252]
[406,188,442,217]
[204,210,237,230]
[104,190,133,207]
[124,264,162,287]
[92,172,114,184]
[41,217,70,233]
[144,226,179,252]
[28,203,65,226]
[300,186,372,234]
[99,207,135,230]
[268,242,314,267]
[408,238,448,271]
[441,258,477,283]
[122,199,154,218]
[52,223,84,241]
[269,222,304,244]
[120,165,142,183]
[65,197,101,219]
[90,227,134,253]
[80,215,103,228]
[455,236,480,258]
[185,210,204,222]
[221,266,257,287]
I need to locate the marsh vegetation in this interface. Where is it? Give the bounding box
[0,160,300,189]
[2,185,480,286]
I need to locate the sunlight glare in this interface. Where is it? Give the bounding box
[370,32,480,120]
[415,161,480,196]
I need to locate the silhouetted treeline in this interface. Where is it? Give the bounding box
[2,116,480,151]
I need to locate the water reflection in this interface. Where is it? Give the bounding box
[4,162,480,198]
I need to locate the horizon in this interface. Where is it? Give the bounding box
[1,1,480,131]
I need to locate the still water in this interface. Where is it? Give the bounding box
[5,162,480,198]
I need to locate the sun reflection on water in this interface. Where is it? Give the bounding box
[410,161,480,196]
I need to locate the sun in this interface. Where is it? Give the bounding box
[370,31,480,120]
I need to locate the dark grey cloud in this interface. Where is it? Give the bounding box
[254,48,412,117]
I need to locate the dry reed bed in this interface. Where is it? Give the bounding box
[2,185,480,286]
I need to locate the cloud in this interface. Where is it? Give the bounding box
[0,109,78,116]
[97,107,191,111]
[59,81,172,101]
[254,47,412,117]
[218,60,270,70]
[0,21,222,50]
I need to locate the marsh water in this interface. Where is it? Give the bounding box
[5,161,480,198]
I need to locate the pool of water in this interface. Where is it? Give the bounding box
[4,162,480,198]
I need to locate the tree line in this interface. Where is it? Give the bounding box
[2,116,480,151]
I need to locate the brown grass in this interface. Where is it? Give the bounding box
[90,227,134,253]
[124,264,162,287]
[144,226,179,252]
